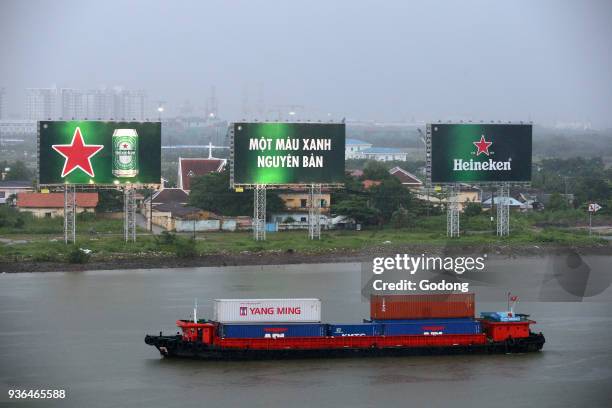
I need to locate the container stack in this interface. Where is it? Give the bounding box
[214,294,482,339]
[215,299,326,339]
[368,293,481,336]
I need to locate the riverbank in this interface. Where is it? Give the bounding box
[1,238,610,273]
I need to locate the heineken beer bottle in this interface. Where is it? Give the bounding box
[112,129,139,177]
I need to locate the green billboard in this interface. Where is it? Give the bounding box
[232,122,345,185]
[430,124,532,183]
[38,121,161,185]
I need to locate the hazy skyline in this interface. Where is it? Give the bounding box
[1,0,611,126]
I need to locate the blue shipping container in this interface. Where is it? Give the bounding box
[221,323,325,339]
[382,319,481,336]
[328,324,381,337]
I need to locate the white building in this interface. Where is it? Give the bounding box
[345,138,372,159]
[26,88,57,120]
[120,89,147,120]
[26,87,148,121]
[60,88,86,119]
[361,147,407,162]
[0,181,33,205]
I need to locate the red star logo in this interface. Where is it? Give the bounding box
[52,127,104,178]
[473,135,493,156]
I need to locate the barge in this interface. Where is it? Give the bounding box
[145,295,545,360]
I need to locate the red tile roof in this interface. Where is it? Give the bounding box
[179,158,226,191]
[389,167,423,186]
[17,192,99,208]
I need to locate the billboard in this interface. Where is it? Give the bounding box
[430,123,532,183]
[38,121,161,185]
[232,122,345,185]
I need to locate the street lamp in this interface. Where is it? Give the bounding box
[157,106,164,121]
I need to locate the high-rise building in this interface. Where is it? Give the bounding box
[26,88,57,120]
[60,88,86,119]
[120,89,147,121]
[26,87,148,121]
[83,88,115,119]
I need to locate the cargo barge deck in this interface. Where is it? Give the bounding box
[145,295,545,360]
[145,329,544,360]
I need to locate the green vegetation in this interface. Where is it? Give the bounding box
[188,169,284,216]
[0,160,34,181]
[532,157,611,209]
[173,237,197,258]
[0,211,608,265]
[463,202,483,217]
[66,246,91,264]
[0,208,127,236]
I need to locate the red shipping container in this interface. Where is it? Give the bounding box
[370,294,475,320]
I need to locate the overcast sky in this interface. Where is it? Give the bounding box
[1,0,611,126]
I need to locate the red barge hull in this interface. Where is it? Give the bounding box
[145,321,545,360]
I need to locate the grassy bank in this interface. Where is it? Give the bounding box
[0,225,607,265]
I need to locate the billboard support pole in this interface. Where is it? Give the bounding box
[253,184,266,241]
[64,185,76,244]
[496,183,510,237]
[308,183,322,240]
[446,183,460,238]
[124,186,136,242]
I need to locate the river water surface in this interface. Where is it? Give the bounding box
[1,260,611,407]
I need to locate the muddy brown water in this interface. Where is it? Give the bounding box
[1,258,611,407]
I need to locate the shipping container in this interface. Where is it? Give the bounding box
[213,299,321,323]
[382,319,481,336]
[328,324,382,337]
[220,323,325,339]
[370,294,475,320]
[373,318,475,324]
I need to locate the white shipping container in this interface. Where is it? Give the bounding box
[213,298,321,323]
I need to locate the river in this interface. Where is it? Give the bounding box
[1,259,611,407]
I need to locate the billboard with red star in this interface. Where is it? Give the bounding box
[38,121,161,185]
[429,123,532,183]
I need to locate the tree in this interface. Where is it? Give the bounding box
[188,169,283,217]
[368,177,412,222]
[362,161,391,180]
[573,177,611,206]
[463,202,482,217]
[333,197,380,225]
[96,189,123,212]
[1,160,33,181]
[331,173,365,204]
[547,192,569,211]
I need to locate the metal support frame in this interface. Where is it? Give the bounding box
[308,183,322,240]
[446,183,460,238]
[64,184,76,244]
[496,183,510,237]
[253,184,267,241]
[227,124,235,189]
[124,186,136,242]
[425,123,432,183]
